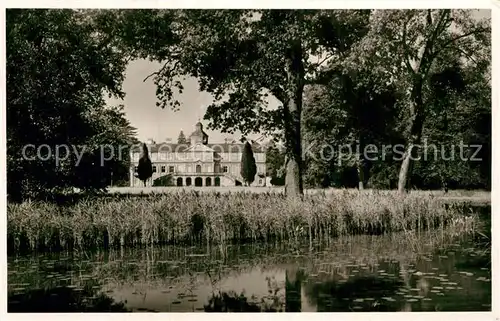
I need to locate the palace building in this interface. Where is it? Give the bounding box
[129,122,266,187]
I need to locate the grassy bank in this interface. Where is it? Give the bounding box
[107,187,491,201]
[7,190,482,252]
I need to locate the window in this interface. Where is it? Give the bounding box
[222,166,228,173]
[169,166,175,173]
[153,166,157,173]
[134,166,138,172]
[161,165,166,173]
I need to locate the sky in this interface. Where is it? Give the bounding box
[106,9,490,145]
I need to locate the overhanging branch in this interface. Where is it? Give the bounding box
[419,10,451,75]
[430,27,489,66]
[143,59,180,82]
[314,53,336,69]
[402,18,415,75]
[440,27,489,49]
[454,47,478,64]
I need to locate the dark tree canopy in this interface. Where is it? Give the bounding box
[341,9,490,192]
[265,141,286,186]
[6,9,135,202]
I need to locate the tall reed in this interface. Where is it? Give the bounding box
[7,190,479,252]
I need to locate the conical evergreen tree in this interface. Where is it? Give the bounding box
[177,130,187,144]
[137,143,153,187]
[240,142,257,186]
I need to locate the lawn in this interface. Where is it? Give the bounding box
[107,186,490,204]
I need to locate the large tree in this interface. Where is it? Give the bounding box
[112,9,371,197]
[302,68,400,189]
[342,9,490,193]
[6,9,132,201]
[411,53,491,190]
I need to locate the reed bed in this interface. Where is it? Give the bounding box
[7,190,479,252]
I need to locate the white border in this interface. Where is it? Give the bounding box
[490,0,499,318]
[0,0,495,9]
[0,1,498,321]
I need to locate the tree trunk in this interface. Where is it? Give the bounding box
[357,134,365,190]
[440,172,448,193]
[398,75,425,193]
[283,39,305,198]
[357,162,364,190]
[398,146,413,193]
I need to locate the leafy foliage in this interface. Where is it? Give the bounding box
[153,174,174,186]
[338,10,490,192]
[6,9,135,202]
[302,64,402,189]
[265,141,286,186]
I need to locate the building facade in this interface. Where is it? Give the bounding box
[130,122,267,187]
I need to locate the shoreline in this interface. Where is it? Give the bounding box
[7,190,487,253]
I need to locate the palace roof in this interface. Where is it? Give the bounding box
[133,142,265,153]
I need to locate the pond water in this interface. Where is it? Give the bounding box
[8,227,490,312]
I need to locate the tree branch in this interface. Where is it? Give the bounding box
[439,27,489,50]
[143,59,180,82]
[143,63,167,82]
[314,53,336,69]
[268,86,286,104]
[455,47,478,64]
[429,27,488,67]
[402,18,415,75]
[419,10,451,76]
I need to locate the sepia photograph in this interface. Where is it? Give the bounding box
[4,5,493,314]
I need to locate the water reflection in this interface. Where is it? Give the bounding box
[285,266,306,312]
[8,228,491,312]
[305,276,404,311]
[8,284,128,312]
